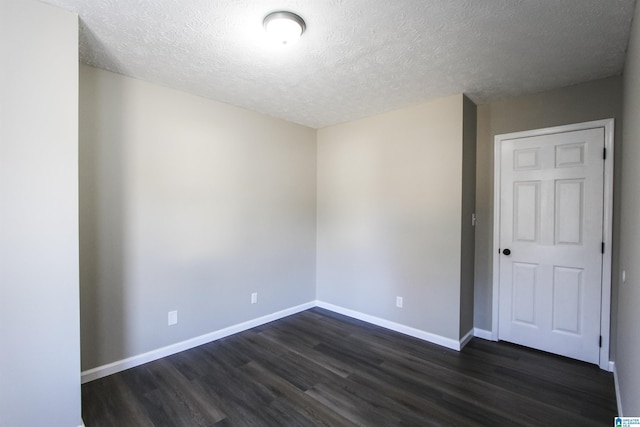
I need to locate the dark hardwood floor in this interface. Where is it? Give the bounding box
[82,308,617,426]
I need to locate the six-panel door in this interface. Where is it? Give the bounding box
[498,128,604,364]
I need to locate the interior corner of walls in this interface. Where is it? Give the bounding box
[459,328,474,349]
[81,301,316,383]
[316,301,463,351]
[473,328,494,341]
[462,93,475,105]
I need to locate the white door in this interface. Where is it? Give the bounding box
[498,127,605,364]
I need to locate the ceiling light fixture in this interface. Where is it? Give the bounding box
[263,11,306,45]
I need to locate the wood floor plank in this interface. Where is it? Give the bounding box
[379,358,601,427]
[348,328,613,421]
[82,307,617,426]
[82,373,155,427]
[192,371,276,427]
[464,339,616,400]
[258,328,355,378]
[348,359,515,426]
[241,361,358,427]
[154,358,226,423]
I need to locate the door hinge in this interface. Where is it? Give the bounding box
[602,242,605,254]
[603,147,607,160]
[599,336,602,348]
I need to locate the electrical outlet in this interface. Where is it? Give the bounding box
[251,292,258,304]
[168,310,178,326]
[396,296,403,308]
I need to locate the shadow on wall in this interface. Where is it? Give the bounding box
[78,64,319,371]
[79,62,130,371]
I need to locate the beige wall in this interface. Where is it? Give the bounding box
[0,1,81,425]
[473,77,624,347]
[79,66,317,370]
[618,0,640,415]
[460,96,477,336]
[317,94,474,341]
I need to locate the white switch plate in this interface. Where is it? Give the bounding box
[622,270,626,283]
[396,296,403,308]
[168,310,178,325]
[251,292,258,304]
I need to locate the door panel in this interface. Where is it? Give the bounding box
[555,179,584,245]
[498,128,604,364]
[513,181,540,242]
[552,266,583,334]
[512,262,538,326]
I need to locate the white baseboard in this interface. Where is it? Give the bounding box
[82,301,501,383]
[81,301,316,383]
[315,301,464,351]
[473,328,494,341]
[612,362,623,416]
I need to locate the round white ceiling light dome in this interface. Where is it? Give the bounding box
[263,11,306,45]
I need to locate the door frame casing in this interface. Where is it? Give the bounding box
[491,119,614,371]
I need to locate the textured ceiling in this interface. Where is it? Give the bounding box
[41,0,636,128]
